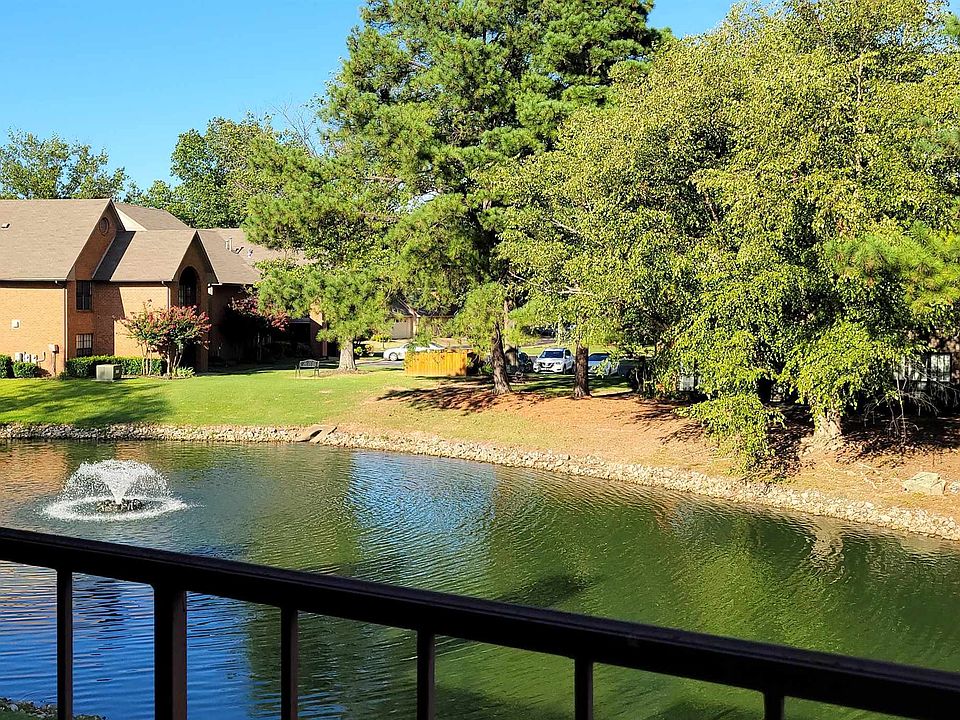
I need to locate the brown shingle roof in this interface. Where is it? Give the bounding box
[0,198,112,280]
[114,203,190,231]
[198,228,297,286]
[94,229,212,282]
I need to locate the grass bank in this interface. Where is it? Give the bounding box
[0,364,643,457]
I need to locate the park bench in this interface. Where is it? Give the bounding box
[295,359,320,377]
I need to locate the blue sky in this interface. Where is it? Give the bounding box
[0,1,955,188]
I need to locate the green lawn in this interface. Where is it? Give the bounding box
[0,362,635,459]
[0,364,425,427]
[0,362,633,429]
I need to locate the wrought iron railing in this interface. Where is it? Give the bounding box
[1,527,959,720]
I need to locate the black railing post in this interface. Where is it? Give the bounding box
[56,569,73,720]
[281,607,299,720]
[417,630,436,720]
[764,692,785,720]
[154,586,187,720]
[575,658,593,720]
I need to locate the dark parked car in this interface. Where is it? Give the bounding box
[510,351,533,374]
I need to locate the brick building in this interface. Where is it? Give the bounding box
[197,228,327,361]
[0,199,321,375]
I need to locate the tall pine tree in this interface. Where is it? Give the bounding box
[315,0,662,393]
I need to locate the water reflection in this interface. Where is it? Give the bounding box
[0,440,958,719]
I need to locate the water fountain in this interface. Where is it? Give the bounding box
[43,460,188,521]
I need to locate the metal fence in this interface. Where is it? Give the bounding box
[1,526,959,720]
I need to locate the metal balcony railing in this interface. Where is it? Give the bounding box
[1,526,959,720]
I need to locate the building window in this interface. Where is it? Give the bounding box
[929,353,952,384]
[178,267,199,307]
[76,333,93,357]
[76,281,92,311]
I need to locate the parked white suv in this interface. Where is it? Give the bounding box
[534,348,573,374]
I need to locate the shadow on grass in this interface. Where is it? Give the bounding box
[381,374,635,414]
[380,377,521,413]
[0,379,169,426]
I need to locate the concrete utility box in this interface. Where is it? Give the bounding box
[95,364,122,382]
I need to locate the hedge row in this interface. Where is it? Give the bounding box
[64,356,166,378]
[12,361,42,378]
[0,355,10,379]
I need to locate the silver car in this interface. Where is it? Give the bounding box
[588,352,613,375]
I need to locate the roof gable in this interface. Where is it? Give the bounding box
[0,199,113,280]
[114,203,190,231]
[94,229,215,282]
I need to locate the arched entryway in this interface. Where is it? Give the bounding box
[178,267,199,308]
[177,267,200,369]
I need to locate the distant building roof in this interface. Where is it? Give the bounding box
[198,228,300,286]
[0,198,113,281]
[94,229,213,282]
[114,203,190,231]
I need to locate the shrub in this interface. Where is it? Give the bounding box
[0,355,11,378]
[64,356,166,378]
[12,361,41,378]
[121,304,210,377]
[172,366,196,379]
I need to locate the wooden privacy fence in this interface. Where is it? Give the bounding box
[405,350,469,377]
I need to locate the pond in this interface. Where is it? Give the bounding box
[0,440,958,719]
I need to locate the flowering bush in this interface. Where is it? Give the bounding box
[121,304,211,377]
[229,292,291,332]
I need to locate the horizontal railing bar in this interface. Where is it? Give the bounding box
[2,527,959,720]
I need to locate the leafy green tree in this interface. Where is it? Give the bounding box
[242,105,403,371]
[257,262,392,371]
[0,130,133,199]
[140,115,279,227]
[325,0,662,394]
[506,0,960,462]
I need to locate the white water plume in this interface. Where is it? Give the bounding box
[43,460,187,522]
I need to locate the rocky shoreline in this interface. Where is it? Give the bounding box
[3,421,960,542]
[0,697,102,720]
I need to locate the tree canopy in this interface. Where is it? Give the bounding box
[0,130,134,200]
[502,0,960,461]
[139,116,280,227]
[255,0,663,391]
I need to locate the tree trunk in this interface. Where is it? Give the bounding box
[338,340,358,372]
[490,321,512,395]
[813,407,842,442]
[573,344,591,399]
